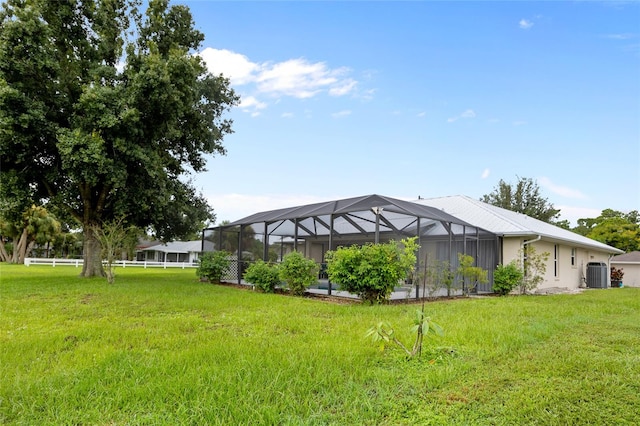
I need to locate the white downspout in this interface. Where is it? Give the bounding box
[522,235,542,247]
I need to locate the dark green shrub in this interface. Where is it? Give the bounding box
[325,238,418,304]
[278,251,319,296]
[197,251,231,283]
[493,261,523,295]
[244,260,281,293]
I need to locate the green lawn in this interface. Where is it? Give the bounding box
[1,264,639,425]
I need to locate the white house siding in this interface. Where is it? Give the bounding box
[611,261,640,287]
[500,239,613,291]
[502,238,522,267]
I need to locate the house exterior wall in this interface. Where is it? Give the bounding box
[611,262,640,287]
[501,237,613,291]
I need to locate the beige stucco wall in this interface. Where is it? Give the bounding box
[502,237,613,291]
[611,262,640,287]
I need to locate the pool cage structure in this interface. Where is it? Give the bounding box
[202,194,500,298]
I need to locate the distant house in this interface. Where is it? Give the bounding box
[611,251,640,288]
[136,240,202,264]
[415,195,623,291]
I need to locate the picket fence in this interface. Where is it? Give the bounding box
[24,258,197,269]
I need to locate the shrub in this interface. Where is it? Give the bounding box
[278,251,319,296]
[325,238,418,304]
[196,251,231,283]
[611,267,624,281]
[493,261,523,296]
[457,253,488,295]
[244,260,281,293]
[519,245,549,294]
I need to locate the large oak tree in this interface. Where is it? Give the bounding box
[0,0,238,276]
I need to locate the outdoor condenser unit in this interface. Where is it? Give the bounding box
[586,262,608,288]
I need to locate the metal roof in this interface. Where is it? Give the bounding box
[220,194,490,238]
[415,195,623,254]
[143,240,202,253]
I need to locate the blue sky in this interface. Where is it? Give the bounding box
[180,1,639,225]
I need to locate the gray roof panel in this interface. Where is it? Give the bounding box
[415,195,623,254]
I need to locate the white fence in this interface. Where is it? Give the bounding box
[24,258,198,269]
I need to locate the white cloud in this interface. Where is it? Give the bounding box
[481,168,490,179]
[257,59,332,98]
[281,112,294,119]
[361,88,377,101]
[329,79,357,96]
[603,33,634,40]
[200,48,259,85]
[331,110,352,118]
[519,19,534,30]
[417,111,426,118]
[538,177,588,200]
[239,95,267,117]
[200,48,358,103]
[448,109,476,123]
[512,120,527,126]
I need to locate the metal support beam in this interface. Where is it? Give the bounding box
[374,207,381,244]
[238,225,244,284]
[328,214,334,296]
[263,222,268,261]
[415,217,420,300]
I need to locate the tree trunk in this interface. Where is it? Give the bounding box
[12,229,29,264]
[0,239,10,262]
[81,225,105,277]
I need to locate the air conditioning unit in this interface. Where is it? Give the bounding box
[586,262,608,288]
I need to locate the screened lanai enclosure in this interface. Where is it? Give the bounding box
[202,194,500,299]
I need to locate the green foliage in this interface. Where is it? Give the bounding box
[0,205,61,263]
[424,259,455,297]
[481,176,561,224]
[365,309,443,358]
[244,260,281,293]
[574,209,639,252]
[51,231,83,259]
[457,253,488,295]
[519,245,550,294]
[493,261,524,295]
[92,217,138,284]
[278,251,319,296]
[197,251,231,283]
[0,0,239,276]
[326,237,419,304]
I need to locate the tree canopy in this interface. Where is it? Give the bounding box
[574,209,640,253]
[0,0,239,275]
[481,177,561,224]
